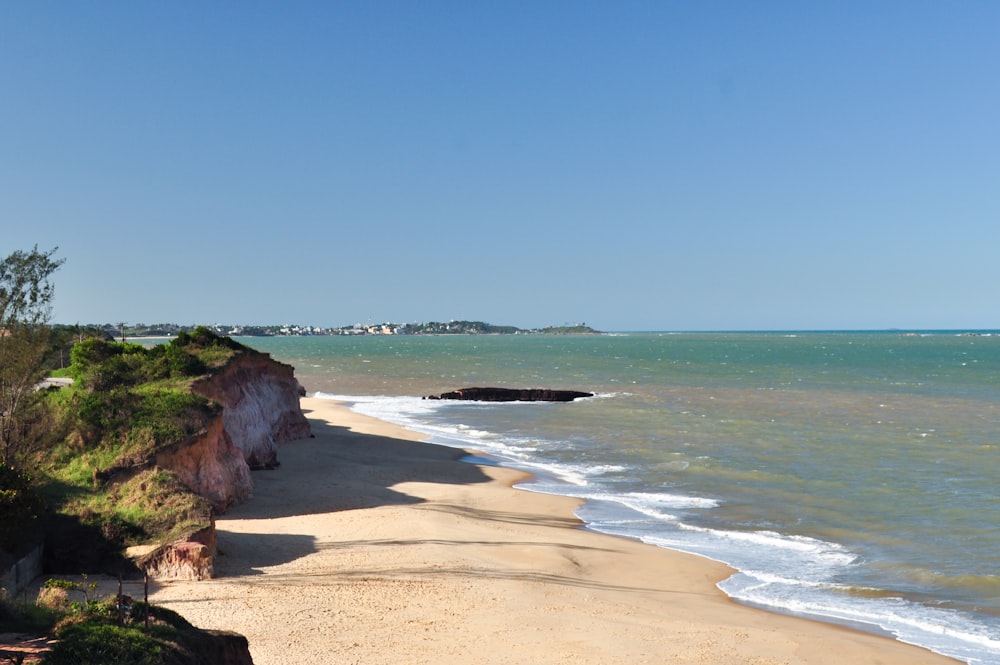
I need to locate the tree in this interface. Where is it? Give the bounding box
[0,245,64,465]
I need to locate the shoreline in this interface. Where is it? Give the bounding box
[147,397,959,664]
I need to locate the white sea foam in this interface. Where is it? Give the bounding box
[597,491,720,518]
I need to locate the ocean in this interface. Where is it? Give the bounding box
[240,331,1000,664]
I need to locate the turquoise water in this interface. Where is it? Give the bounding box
[242,332,1000,664]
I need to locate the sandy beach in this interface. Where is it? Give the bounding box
[146,397,959,664]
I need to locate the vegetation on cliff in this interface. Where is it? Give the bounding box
[1,248,261,662]
[35,328,252,571]
[44,602,251,665]
[3,583,251,664]
[0,246,65,467]
[0,245,64,575]
[2,328,259,660]
[0,325,259,579]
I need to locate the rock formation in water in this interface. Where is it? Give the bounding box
[427,387,594,402]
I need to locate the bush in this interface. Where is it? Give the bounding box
[0,463,44,550]
[75,388,140,446]
[146,343,207,378]
[45,621,164,665]
[68,338,119,381]
[70,340,149,391]
[0,588,59,633]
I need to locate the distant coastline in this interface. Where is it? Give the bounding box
[53,323,1000,342]
[54,320,603,339]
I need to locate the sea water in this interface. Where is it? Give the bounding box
[242,332,1000,664]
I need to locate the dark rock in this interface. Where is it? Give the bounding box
[426,387,593,402]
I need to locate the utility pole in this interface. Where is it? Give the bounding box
[118,322,126,343]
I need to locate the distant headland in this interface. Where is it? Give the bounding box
[58,320,603,338]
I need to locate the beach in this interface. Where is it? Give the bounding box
[147,397,959,664]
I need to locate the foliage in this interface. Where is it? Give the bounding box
[167,326,244,368]
[44,621,165,665]
[72,386,215,451]
[540,324,600,334]
[147,342,207,378]
[44,325,113,374]
[0,587,59,633]
[40,459,213,564]
[0,246,64,466]
[74,469,212,548]
[0,246,64,328]
[0,463,44,550]
[42,576,101,615]
[29,328,240,563]
[40,598,245,665]
[0,322,259,661]
[5,589,248,665]
[69,327,242,388]
[65,333,228,449]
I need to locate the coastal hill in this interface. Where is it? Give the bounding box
[2,328,314,663]
[7,328,311,585]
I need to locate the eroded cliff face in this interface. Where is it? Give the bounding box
[147,349,311,581]
[152,351,310,514]
[156,416,252,513]
[191,352,312,469]
[138,523,216,581]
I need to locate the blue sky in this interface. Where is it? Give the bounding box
[3,2,998,331]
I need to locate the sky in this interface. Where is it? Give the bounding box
[2,2,999,332]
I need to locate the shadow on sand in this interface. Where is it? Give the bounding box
[154,407,695,597]
[192,410,498,578]
[227,412,495,520]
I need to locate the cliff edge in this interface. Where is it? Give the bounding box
[191,351,312,470]
[140,346,312,580]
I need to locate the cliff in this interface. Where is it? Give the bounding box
[138,523,217,581]
[191,352,312,470]
[156,417,253,514]
[148,350,311,514]
[142,348,311,579]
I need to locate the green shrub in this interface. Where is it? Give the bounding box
[45,622,164,665]
[69,331,237,389]
[146,343,207,378]
[76,388,140,445]
[0,589,59,633]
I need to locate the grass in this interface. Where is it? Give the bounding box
[46,621,165,665]
[0,592,59,633]
[2,595,247,665]
[6,328,251,583]
[41,466,211,551]
[1,328,258,662]
[40,377,217,543]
